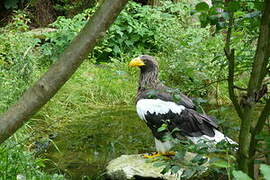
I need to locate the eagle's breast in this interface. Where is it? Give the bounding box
[136,99,185,121]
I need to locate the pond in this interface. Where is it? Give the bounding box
[39,106,154,179]
[33,104,241,179]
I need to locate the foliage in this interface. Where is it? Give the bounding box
[0,12,41,112]
[0,11,65,179]
[154,124,238,179]
[232,164,270,180]
[3,0,29,9]
[0,128,65,179]
[232,170,252,180]
[53,0,98,17]
[194,0,270,177]
[41,1,199,64]
[40,8,93,65]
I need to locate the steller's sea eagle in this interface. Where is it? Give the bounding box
[129,55,236,156]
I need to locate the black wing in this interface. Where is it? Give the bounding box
[143,107,218,141]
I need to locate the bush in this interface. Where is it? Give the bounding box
[41,1,197,64]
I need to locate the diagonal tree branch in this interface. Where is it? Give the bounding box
[0,0,129,144]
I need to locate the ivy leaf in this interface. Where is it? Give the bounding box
[260,164,270,180]
[195,2,209,12]
[232,170,252,180]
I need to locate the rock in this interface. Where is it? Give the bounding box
[26,28,56,39]
[106,153,208,180]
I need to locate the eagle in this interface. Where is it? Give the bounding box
[129,55,236,156]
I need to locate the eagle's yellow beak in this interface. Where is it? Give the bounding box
[128,58,145,67]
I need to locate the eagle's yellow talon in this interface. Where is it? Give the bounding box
[164,151,176,156]
[143,151,176,159]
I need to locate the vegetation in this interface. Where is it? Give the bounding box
[192,0,270,177]
[0,0,269,179]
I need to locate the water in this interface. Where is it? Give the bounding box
[41,106,154,179]
[37,104,243,179]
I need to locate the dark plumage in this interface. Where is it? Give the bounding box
[129,55,236,153]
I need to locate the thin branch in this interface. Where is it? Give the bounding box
[185,78,228,93]
[225,48,244,119]
[224,6,244,119]
[233,85,247,91]
[252,98,270,135]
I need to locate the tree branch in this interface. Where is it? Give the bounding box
[223,4,245,119]
[253,98,270,135]
[0,0,129,144]
[247,0,270,98]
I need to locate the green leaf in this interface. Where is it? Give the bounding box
[157,124,167,132]
[232,170,252,180]
[195,2,209,12]
[153,161,167,167]
[161,165,171,175]
[171,165,181,174]
[211,159,230,168]
[175,149,186,159]
[260,164,270,180]
[182,169,194,179]
[199,13,209,28]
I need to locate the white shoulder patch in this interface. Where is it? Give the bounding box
[136,99,185,121]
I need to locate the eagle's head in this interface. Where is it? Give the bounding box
[128,55,158,73]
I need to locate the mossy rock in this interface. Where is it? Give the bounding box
[106,153,209,180]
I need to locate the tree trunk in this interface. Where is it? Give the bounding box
[34,0,56,27]
[238,0,270,176]
[0,0,128,144]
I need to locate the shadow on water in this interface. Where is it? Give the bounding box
[41,106,154,179]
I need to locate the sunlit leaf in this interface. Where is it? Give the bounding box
[157,124,167,132]
[260,164,270,180]
[232,170,252,180]
[211,159,230,168]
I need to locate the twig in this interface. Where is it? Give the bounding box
[233,85,247,91]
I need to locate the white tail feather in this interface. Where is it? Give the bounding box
[187,129,237,145]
